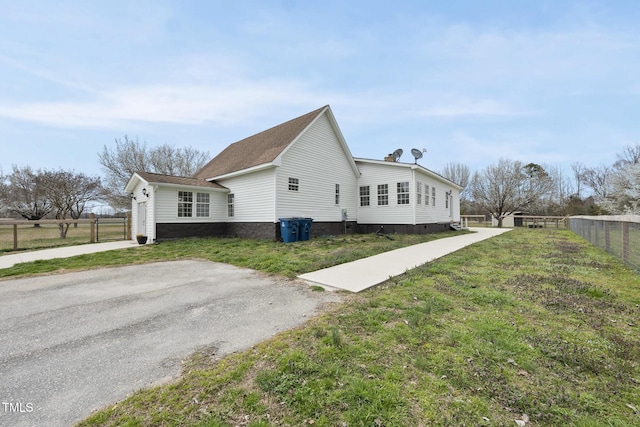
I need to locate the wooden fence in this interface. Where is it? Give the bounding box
[0,213,131,252]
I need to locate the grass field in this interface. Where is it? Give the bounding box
[0,221,127,253]
[2,228,639,426]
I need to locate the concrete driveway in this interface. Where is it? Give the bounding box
[0,260,340,427]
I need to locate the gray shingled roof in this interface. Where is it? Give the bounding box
[194,105,328,180]
[136,171,227,189]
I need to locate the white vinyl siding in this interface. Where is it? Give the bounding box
[155,187,227,222]
[217,168,276,222]
[355,162,414,224]
[276,113,358,221]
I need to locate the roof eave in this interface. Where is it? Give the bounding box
[206,162,277,181]
[148,182,229,192]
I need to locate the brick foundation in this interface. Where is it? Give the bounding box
[156,221,452,241]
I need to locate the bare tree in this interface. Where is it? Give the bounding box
[0,165,52,223]
[440,162,471,198]
[470,159,555,227]
[570,162,588,199]
[99,136,210,210]
[582,165,612,204]
[40,170,103,238]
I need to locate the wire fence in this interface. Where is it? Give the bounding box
[569,215,640,271]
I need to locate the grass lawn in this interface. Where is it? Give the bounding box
[3,228,639,426]
[0,231,465,279]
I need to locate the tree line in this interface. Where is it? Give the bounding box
[0,136,209,237]
[440,144,640,227]
[1,136,637,231]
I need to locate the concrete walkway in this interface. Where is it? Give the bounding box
[0,241,137,270]
[298,227,512,292]
[1,229,511,292]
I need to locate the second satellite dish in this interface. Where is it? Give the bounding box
[392,148,403,161]
[411,148,425,164]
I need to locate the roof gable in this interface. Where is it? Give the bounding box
[194,105,328,180]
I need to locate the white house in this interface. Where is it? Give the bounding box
[125,105,462,242]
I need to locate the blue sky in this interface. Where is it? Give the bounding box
[1,1,639,181]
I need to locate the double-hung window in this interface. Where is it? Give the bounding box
[335,184,340,205]
[377,184,389,206]
[178,191,193,217]
[288,177,299,191]
[227,194,235,217]
[416,182,422,205]
[196,193,210,217]
[397,182,410,205]
[432,187,436,206]
[425,185,430,206]
[359,186,370,206]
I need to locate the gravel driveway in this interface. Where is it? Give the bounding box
[0,260,340,427]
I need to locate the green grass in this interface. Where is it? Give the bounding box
[0,231,465,279]
[4,228,639,426]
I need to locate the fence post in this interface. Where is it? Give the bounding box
[13,224,18,250]
[90,213,96,243]
[621,221,629,264]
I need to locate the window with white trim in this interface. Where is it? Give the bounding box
[360,186,370,206]
[335,184,340,205]
[196,192,210,217]
[397,182,409,205]
[416,182,422,205]
[431,186,436,206]
[425,185,430,206]
[227,193,234,217]
[288,177,299,191]
[178,191,193,217]
[377,184,388,206]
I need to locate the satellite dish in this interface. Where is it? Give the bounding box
[392,148,403,161]
[411,148,423,163]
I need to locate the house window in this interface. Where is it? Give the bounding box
[446,193,449,209]
[288,177,299,191]
[416,182,422,205]
[196,192,210,217]
[335,184,340,205]
[432,187,436,206]
[178,191,193,217]
[228,194,234,217]
[397,182,410,205]
[360,186,370,206]
[425,185,430,206]
[377,184,388,206]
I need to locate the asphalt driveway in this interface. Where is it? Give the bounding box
[0,260,340,427]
